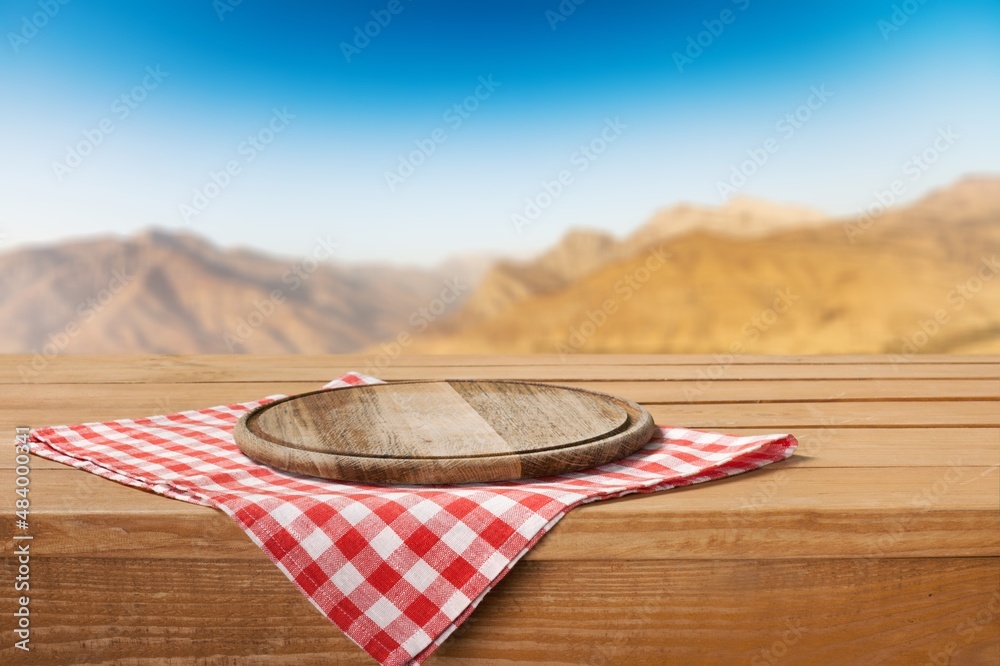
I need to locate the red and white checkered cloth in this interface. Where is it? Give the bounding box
[27,372,797,665]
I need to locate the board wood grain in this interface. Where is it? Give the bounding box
[1,557,996,665]
[5,465,996,561]
[2,354,997,665]
[3,354,997,384]
[234,380,656,484]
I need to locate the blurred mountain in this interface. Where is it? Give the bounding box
[0,229,483,354]
[411,176,1000,354]
[2,177,996,357]
[457,195,829,323]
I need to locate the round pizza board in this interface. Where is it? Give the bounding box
[234,380,657,485]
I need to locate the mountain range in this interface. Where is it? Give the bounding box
[408,176,1000,355]
[0,230,486,354]
[1,176,997,356]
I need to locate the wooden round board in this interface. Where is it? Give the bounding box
[234,380,657,485]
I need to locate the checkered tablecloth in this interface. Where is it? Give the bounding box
[27,373,797,665]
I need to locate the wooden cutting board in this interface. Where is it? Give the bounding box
[234,380,657,485]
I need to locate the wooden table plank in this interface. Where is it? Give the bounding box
[3,355,998,383]
[1,557,996,665]
[7,399,995,432]
[1,354,997,665]
[2,378,997,410]
[1,353,997,377]
[5,426,999,470]
[648,401,1000,428]
[4,465,996,561]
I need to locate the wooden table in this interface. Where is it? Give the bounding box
[2,355,998,665]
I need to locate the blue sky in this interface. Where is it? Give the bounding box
[1,0,998,264]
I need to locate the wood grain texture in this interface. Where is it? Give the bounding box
[5,426,1000,472]
[4,465,996,561]
[4,377,1000,408]
[0,354,997,665]
[235,380,656,484]
[7,398,998,446]
[3,354,998,384]
[1,557,996,665]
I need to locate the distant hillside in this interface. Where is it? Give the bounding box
[410,177,1000,354]
[0,230,486,354]
[454,195,830,324]
[3,177,996,357]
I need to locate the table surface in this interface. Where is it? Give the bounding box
[1,354,998,664]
